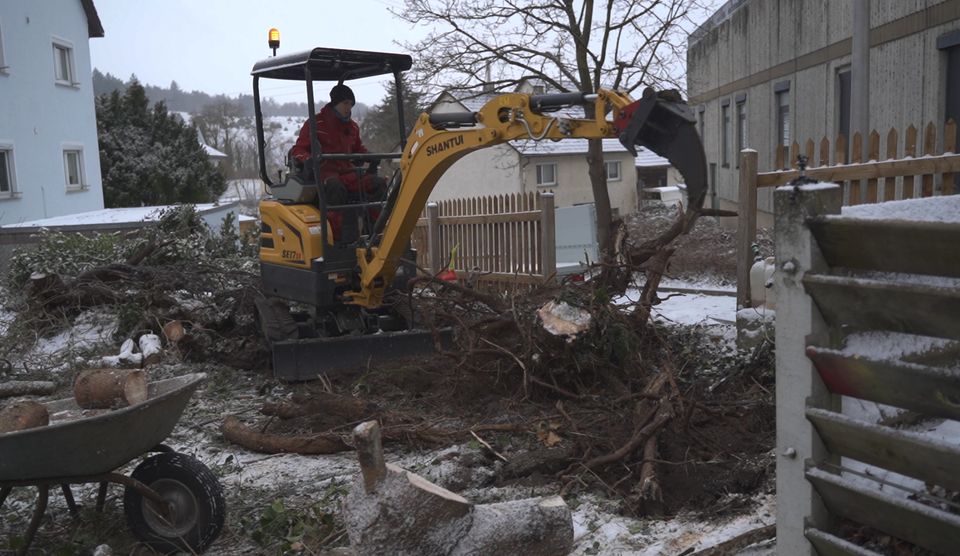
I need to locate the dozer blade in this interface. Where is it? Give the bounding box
[615,87,708,213]
[270,329,454,381]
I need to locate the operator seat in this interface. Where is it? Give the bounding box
[268,147,318,203]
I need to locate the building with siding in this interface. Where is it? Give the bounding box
[687,0,960,226]
[0,0,106,226]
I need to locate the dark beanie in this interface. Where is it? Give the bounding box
[330,84,356,105]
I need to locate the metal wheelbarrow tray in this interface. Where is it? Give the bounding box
[0,372,225,554]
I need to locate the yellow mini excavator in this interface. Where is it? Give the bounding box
[251,47,707,380]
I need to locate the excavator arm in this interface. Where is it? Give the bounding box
[345,87,707,308]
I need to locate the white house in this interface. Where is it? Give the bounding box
[0,0,105,226]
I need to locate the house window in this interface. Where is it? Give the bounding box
[736,97,747,168]
[837,68,851,160]
[536,162,557,186]
[721,102,730,167]
[0,21,8,73]
[53,40,76,85]
[775,82,791,169]
[605,160,621,182]
[0,148,14,195]
[63,148,85,188]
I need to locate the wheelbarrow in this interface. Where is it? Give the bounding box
[0,372,225,554]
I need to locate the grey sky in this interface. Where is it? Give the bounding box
[89,0,426,106]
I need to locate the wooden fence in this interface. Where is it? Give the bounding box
[410,191,557,285]
[736,119,960,307]
[773,184,960,555]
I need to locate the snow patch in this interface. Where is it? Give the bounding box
[840,331,954,362]
[838,194,960,223]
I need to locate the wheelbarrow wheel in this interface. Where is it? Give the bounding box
[123,452,225,554]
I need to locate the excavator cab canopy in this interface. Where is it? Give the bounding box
[250,48,413,191]
[251,48,413,81]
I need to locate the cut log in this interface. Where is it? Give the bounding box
[73,369,148,409]
[162,320,185,343]
[220,416,350,454]
[0,401,50,433]
[0,381,56,399]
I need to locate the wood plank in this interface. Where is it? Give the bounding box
[755,153,960,187]
[737,150,759,308]
[540,193,556,279]
[922,122,936,197]
[805,528,884,556]
[836,134,848,166]
[904,125,918,198]
[865,130,880,203]
[806,346,960,420]
[849,133,863,205]
[806,407,960,491]
[440,210,540,226]
[884,128,898,202]
[808,217,960,278]
[945,119,957,196]
[803,273,960,341]
[806,467,960,556]
[791,141,800,169]
[819,136,831,167]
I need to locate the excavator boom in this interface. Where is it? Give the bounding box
[346,87,707,308]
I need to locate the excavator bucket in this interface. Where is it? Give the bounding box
[270,329,453,381]
[615,88,708,213]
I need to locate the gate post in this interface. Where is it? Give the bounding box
[539,192,556,281]
[774,183,841,555]
[427,202,441,274]
[736,149,758,308]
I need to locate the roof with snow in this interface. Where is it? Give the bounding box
[634,148,670,168]
[202,143,228,159]
[1,203,237,229]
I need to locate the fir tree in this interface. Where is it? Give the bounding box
[360,75,426,153]
[96,79,226,207]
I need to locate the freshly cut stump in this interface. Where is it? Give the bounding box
[0,401,50,433]
[74,368,148,409]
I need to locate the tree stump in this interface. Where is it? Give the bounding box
[74,369,148,409]
[0,401,50,433]
[343,421,573,555]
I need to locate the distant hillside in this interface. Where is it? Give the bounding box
[92,70,311,117]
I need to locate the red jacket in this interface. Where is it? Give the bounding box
[291,104,367,190]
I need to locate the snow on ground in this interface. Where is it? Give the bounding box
[0,280,772,554]
[616,283,738,328]
[571,494,775,555]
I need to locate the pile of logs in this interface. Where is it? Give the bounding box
[0,326,182,434]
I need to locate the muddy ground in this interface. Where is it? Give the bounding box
[0,206,777,554]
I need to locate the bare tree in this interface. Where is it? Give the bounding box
[393,0,710,257]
